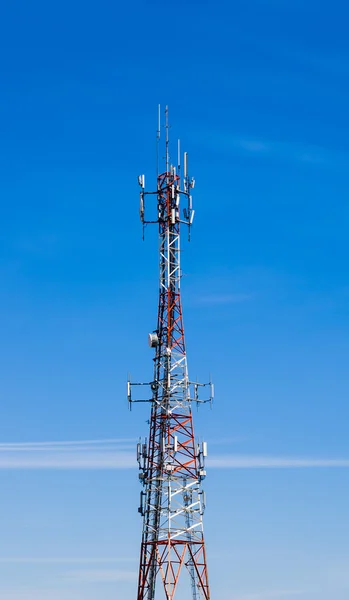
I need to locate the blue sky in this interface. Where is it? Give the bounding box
[0,0,349,598]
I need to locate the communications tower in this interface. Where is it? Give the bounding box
[128,106,213,600]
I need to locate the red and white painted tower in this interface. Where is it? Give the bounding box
[128,107,213,600]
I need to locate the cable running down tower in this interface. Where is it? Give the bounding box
[128,106,213,600]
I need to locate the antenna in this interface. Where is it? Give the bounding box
[157,104,161,141]
[156,104,161,177]
[165,105,169,175]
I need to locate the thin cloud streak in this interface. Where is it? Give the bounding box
[67,569,137,583]
[196,293,252,305]
[0,445,134,453]
[0,441,349,469]
[0,439,136,469]
[209,455,349,468]
[0,557,136,565]
[0,591,80,600]
[237,140,270,153]
[0,438,136,448]
[208,436,249,446]
[222,134,339,168]
[233,591,304,600]
[0,451,135,469]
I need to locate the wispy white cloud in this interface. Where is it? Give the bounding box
[196,293,252,305]
[225,135,335,167]
[0,587,305,600]
[0,556,137,599]
[0,557,135,565]
[0,451,135,469]
[0,439,135,469]
[208,436,248,446]
[0,592,79,600]
[236,140,270,154]
[0,439,349,470]
[208,455,349,468]
[67,569,137,583]
[232,591,304,600]
[0,438,135,447]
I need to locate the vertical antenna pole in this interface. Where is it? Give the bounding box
[165,105,169,176]
[156,104,161,177]
[178,139,181,176]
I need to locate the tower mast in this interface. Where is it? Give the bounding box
[129,107,213,600]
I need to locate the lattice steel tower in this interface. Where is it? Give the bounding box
[128,106,213,600]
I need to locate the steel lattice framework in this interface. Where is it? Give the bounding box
[128,107,213,600]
